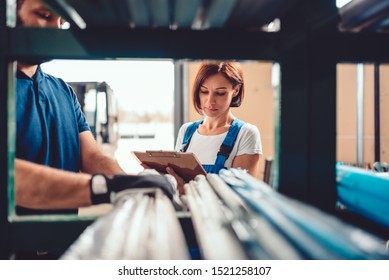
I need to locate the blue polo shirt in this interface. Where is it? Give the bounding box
[16,66,90,172]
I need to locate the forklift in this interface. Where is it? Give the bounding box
[69,81,119,150]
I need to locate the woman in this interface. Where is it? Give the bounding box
[168,61,262,192]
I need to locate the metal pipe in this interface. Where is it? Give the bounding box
[221,169,389,259]
[184,177,247,259]
[152,193,189,259]
[207,174,302,259]
[61,190,189,259]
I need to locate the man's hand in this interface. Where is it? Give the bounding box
[90,173,175,205]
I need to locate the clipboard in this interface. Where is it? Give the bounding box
[131,150,206,182]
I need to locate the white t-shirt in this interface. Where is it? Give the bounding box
[175,121,262,168]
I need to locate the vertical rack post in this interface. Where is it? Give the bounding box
[278,0,338,212]
[0,0,10,259]
[374,63,380,162]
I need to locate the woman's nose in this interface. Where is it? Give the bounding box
[207,93,216,104]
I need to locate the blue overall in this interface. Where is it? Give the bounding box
[181,119,245,174]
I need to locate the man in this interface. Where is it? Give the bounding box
[17,0,125,176]
[14,0,131,213]
[11,0,176,260]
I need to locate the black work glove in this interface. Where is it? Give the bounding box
[89,173,175,205]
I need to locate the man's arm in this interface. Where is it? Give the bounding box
[15,159,92,209]
[79,131,126,176]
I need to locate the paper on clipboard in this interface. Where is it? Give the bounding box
[131,150,206,182]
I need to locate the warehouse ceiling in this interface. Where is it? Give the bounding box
[43,0,389,33]
[339,0,389,32]
[44,0,290,31]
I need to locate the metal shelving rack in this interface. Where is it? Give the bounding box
[1,0,389,259]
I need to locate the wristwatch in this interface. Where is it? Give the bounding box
[90,174,111,204]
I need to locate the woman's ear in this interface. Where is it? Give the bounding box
[233,85,241,97]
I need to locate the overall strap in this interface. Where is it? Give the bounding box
[203,164,221,174]
[214,119,245,167]
[180,120,203,152]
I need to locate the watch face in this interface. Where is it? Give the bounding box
[92,174,108,194]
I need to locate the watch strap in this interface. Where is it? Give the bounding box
[90,174,111,204]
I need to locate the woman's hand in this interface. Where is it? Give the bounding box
[166,167,186,195]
